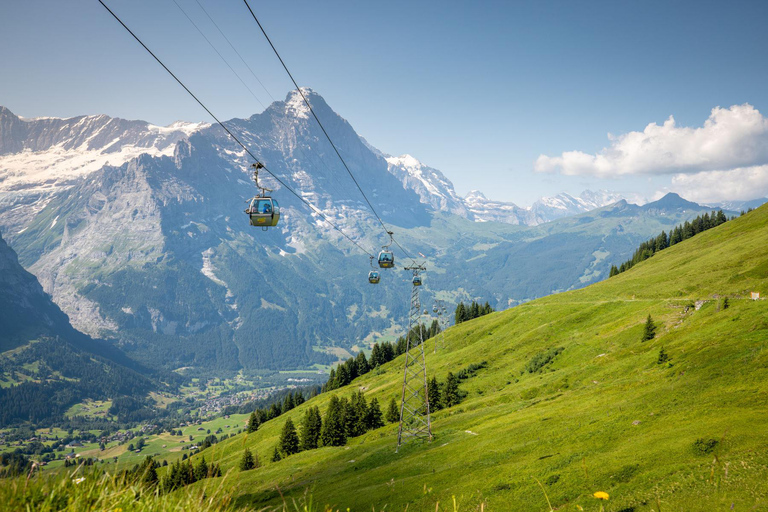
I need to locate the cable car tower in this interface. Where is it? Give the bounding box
[397,263,432,451]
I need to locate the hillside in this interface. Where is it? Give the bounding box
[178,204,768,510]
[0,231,158,426]
[0,97,727,373]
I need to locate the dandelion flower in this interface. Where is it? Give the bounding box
[593,491,609,500]
[73,477,86,485]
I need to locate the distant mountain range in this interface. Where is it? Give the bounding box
[0,90,744,372]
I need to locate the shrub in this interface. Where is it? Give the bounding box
[693,438,719,455]
[526,348,564,374]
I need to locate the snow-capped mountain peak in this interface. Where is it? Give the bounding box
[385,154,468,217]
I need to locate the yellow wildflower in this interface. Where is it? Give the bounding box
[593,491,610,500]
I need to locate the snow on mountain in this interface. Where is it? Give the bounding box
[0,106,208,194]
[461,189,625,226]
[385,154,469,217]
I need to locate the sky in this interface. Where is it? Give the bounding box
[1,0,768,206]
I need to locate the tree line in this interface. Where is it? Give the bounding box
[322,321,441,392]
[609,210,730,277]
[454,301,494,325]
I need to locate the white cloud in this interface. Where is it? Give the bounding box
[670,165,768,203]
[535,104,768,177]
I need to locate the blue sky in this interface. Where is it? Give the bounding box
[2,0,767,205]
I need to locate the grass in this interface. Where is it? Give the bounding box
[5,206,768,510]
[173,206,768,511]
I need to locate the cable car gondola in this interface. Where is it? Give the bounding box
[378,231,395,268]
[368,270,380,284]
[245,162,280,230]
[412,275,422,286]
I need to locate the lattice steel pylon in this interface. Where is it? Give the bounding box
[397,265,432,450]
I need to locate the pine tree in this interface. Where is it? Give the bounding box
[470,301,480,319]
[300,406,322,451]
[657,347,670,365]
[642,314,656,342]
[271,446,282,462]
[386,396,400,423]
[455,302,467,324]
[246,411,260,433]
[443,372,460,407]
[366,398,385,430]
[369,344,381,367]
[139,456,158,486]
[283,393,295,412]
[194,456,209,481]
[239,448,255,471]
[278,418,300,456]
[355,351,369,375]
[427,376,442,411]
[609,265,619,277]
[320,395,347,447]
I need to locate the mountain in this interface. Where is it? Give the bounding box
[160,205,768,510]
[463,188,625,225]
[705,197,768,212]
[0,93,726,373]
[0,230,157,425]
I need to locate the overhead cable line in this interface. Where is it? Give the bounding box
[241,0,419,265]
[97,0,375,258]
[192,0,275,103]
[170,0,266,110]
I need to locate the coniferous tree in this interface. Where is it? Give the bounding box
[366,398,385,430]
[427,376,442,411]
[294,392,305,407]
[320,395,347,447]
[657,347,670,365]
[246,411,260,433]
[355,351,369,375]
[300,406,322,451]
[194,456,209,481]
[642,314,656,342]
[271,446,281,462]
[370,344,382,367]
[470,301,480,319]
[386,396,400,423]
[455,302,467,324]
[609,265,619,277]
[139,456,158,487]
[239,448,255,471]
[346,391,368,437]
[283,394,295,412]
[279,418,300,456]
[444,372,460,407]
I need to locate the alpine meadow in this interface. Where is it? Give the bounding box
[1,1,768,511]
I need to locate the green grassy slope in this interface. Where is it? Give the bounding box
[188,206,768,511]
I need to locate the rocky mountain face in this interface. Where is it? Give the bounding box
[0,230,79,351]
[0,90,728,372]
[0,230,156,425]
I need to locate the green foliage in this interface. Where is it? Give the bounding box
[319,395,346,447]
[365,398,385,430]
[443,372,460,407]
[385,396,399,423]
[455,300,494,324]
[278,418,300,457]
[299,406,322,451]
[270,446,281,463]
[657,347,670,365]
[642,314,657,342]
[693,438,719,455]
[427,376,442,411]
[525,347,564,373]
[239,447,256,471]
[610,210,729,277]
